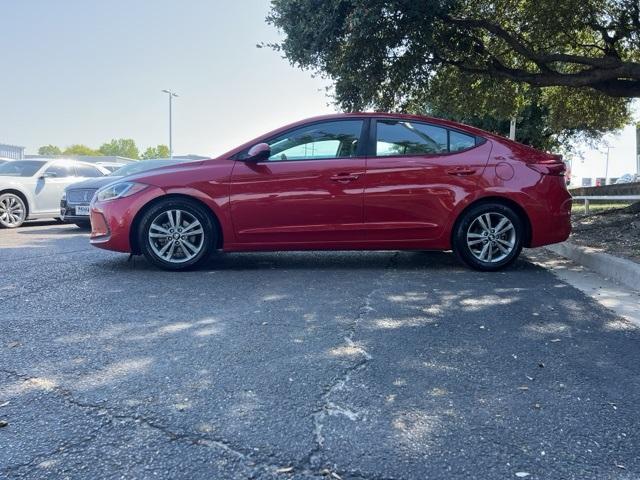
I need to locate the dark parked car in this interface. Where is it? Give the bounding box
[61,159,186,227]
[89,113,572,271]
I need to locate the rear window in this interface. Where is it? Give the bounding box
[0,161,46,177]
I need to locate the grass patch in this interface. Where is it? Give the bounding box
[571,201,633,215]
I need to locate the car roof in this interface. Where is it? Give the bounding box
[18,158,110,173]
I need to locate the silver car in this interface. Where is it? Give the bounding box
[0,159,109,228]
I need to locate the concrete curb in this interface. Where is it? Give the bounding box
[544,242,640,292]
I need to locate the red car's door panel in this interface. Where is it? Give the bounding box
[229,158,366,244]
[364,140,493,242]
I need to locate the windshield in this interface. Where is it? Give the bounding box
[0,161,47,177]
[110,160,179,177]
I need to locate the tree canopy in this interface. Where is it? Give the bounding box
[37,145,62,156]
[141,145,170,160]
[99,138,139,159]
[63,144,102,156]
[37,141,170,160]
[267,0,637,149]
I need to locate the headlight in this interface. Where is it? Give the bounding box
[96,182,148,202]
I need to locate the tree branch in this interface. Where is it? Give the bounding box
[445,16,624,69]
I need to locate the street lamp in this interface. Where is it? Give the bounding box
[161,89,179,158]
[604,144,614,185]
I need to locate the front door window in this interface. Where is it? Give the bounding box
[266,120,364,161]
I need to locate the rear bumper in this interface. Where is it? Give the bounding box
[90,186,165,253]
[527,178,572,247]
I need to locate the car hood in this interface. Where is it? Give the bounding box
[119,160,211,185]
[65,176,123,191]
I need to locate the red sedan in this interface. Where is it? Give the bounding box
[90,113,571,271]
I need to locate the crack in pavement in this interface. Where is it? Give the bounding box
[305,252,399,471]
[0,368,276,477]
[0,367,396,480]
[1,253,404,479]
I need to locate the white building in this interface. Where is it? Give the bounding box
[0,143,25,160]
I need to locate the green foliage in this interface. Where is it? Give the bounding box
[267,0,637,149]
[63,144,102,156]
[37,145,62,156]
[99,138,139,159]
[421,68,630,150]
[140,145,170,160]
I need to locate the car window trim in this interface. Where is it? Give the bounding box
[234,118,371,163]
[370,118,485,158]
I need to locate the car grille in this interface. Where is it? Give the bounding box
[67,189,98,204]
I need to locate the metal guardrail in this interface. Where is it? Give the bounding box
[572,195,640,214]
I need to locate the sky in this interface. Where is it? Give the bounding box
[0,0,334,157]
[1,0,637,181]
[570,123,639,186]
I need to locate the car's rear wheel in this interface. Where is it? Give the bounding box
[138,198,216,271]
[0,193,27,228]
[453,203,524,271]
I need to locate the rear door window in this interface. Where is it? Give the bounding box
[45,164,74,177]
[376,120,448,156]
[75,164,104,177]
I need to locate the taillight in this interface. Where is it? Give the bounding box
[527,158,566,176]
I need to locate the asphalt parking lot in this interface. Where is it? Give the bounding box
[2,222,640,480]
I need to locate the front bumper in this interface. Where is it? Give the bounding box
[60,207,92,223]
[90,185,165,253]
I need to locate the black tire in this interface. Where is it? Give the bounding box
[0,193,27,228]
[138,197,217,271]
[452,202,524,271]
[74,221,91,229]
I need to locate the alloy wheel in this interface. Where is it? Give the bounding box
[0,194,26,228]
[466,212,516,263]
[147,209,205,264]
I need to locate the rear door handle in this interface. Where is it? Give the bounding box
[330,173,360,183]
[446,167,477,176]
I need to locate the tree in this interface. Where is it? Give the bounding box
[63,144,102,156]
[37,145,62,156]
[99,138,139,159]
[420,67,630,151]
[267,0,640,101]
[266,0,635,150]
[140,145,170,160]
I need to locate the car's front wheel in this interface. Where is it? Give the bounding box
[0,193,27,228]
[138,198,216,271]
[453,203,524,271]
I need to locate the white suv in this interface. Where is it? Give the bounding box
[0,159,109,228]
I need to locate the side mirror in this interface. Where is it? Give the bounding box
[245,143,271,162]
[40,171,57,179]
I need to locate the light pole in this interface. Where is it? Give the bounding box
[161,89,178,158]
[604,145,613,185]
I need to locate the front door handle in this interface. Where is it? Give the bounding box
[446,167,477,176]
[330,173,360,183]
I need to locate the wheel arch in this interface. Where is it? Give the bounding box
[0,188,30,217]
[451,196,532,248]
[129,193,224,255]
